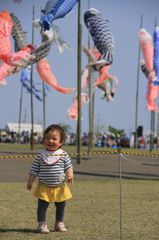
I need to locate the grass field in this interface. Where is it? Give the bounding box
[0,179,159,240]
[0,142,158,154]
[0,143,159,239]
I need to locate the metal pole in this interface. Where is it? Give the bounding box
[88,0,92,153]
[42,82,46,132]
[156,18,159,139]
[18,84,23,143]
[117,146,123,240]
[40,6,46,134]
[157,109,159,138]
[87,0,95,153]
[15,31,26,143]
[30,5,35,150]
[88,74,95,152]
[119,153,123,240]
[134,15,143,148]
[150,110,155,152]
[77,0,82,164]
[150,19,157,151]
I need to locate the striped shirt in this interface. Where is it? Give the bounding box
[29,149,72,187]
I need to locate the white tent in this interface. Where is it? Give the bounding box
[5,122,43,135]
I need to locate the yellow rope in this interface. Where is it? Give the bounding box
[0,150,158,159]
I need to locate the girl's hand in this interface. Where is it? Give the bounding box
[26,174,36,190]
[67,176,73,184]
[26,181,32,190]
[66,167,73,184]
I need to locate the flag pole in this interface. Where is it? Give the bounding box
[30,5,35,150]
[134,14,143,148]
[18,83,23,143]
[87,0,94,153]
[42,82,46,133]
[77,0,82,164]
[150,18,158,152]
[156,17,159,140]
[40,6,46,133]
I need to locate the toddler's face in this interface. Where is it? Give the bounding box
[44,130,62,151]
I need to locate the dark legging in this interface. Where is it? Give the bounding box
[37,199,66,222]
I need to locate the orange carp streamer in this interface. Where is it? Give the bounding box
[36,58,74,94]
[0,11,34,67]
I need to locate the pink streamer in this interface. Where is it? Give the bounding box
[67,93,89,120]
[146,83,159,111]
[138,28,154,73]
[36,58,74,94]
[146,70,159,111]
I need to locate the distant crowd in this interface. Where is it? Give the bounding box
[0,130,158,150]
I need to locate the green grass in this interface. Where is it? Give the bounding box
[0,143,158,155]
[0,180,159,240]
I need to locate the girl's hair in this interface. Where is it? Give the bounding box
[44,124,65,143]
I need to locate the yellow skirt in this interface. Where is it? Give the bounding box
[33,182,72,202]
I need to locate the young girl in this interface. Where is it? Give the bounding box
[27,124,73,234]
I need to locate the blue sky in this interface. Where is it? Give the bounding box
[0,0,159,135]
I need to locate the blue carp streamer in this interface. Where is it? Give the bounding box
[153,26,159,84]
[40,0,78,30]
[84,8,115,66]
[41,0,65,14]
[20,68,42,102]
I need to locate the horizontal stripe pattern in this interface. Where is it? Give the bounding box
[29,150,72,187]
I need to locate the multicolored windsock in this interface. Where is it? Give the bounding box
[40,0,78,30]
[84,8,115,67]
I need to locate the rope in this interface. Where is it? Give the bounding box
[0,149,159,159]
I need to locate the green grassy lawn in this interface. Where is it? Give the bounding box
[0,179,159,240]
[0,142,158,155]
